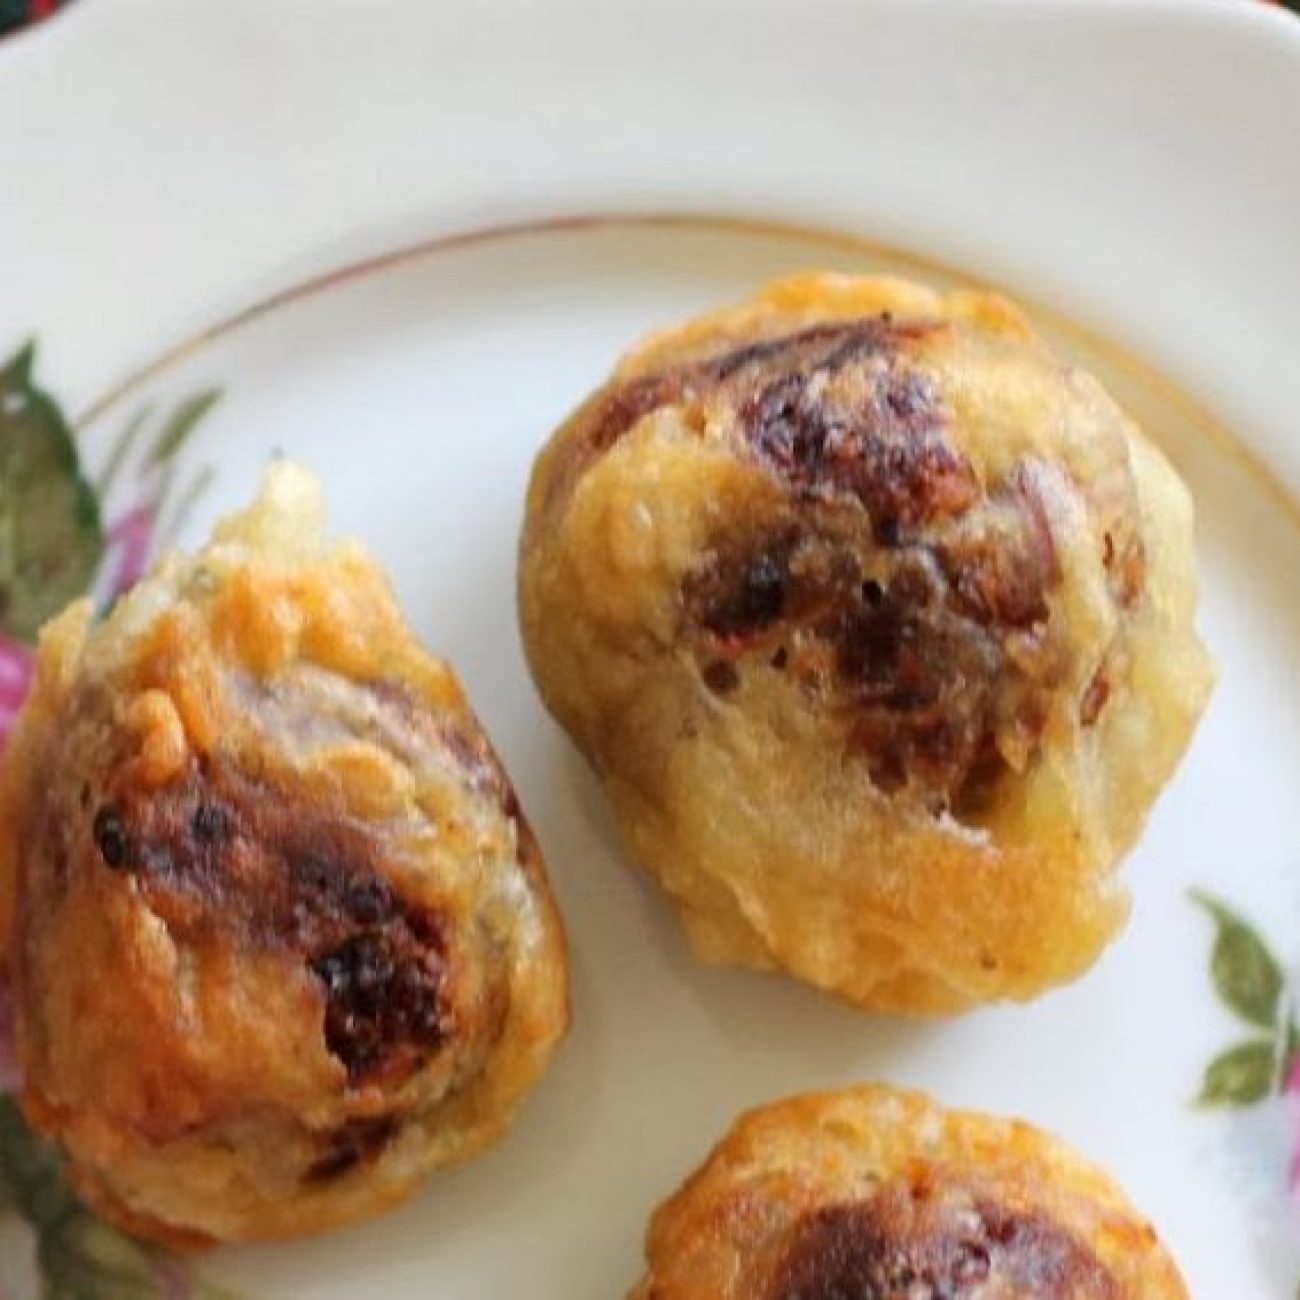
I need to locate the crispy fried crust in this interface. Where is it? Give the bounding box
[519,273,1213,1013]
[628,1086,1188,1299]
[0,464,569,1244]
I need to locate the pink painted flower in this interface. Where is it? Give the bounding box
[0,501,159,762]
[1285,1051,1300,1196]
[0,497,162,1076]
[0,635,34,755]
[106,504,156,596]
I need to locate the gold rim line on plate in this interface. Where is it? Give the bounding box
[72,211,1300,536]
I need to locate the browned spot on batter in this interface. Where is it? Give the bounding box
[571,318,947,499]
[772,1184,1118,1300]
[1081,667,1111,727]
[691,541,792,646]
[92,806,131,870]
[710,319,911,380]
[304,1114,402,1183]
[940,469,1059,630]
[100,757,450,1084]
[311,932,444,1079]
[588,372,686,453]
[621,320,1068,809]
[833,550,1011,799]
[1103,529,1147,611]
[439,719,509,802]
[685,470,1064,811]
[702,660,741,696]
[741,365,975,542]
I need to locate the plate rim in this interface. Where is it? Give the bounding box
[2,4,1300,1294]
[2,0,1298,470]
[70,210,1300,541]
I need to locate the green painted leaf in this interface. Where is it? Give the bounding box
[1191,890,1284,1029]
[0,1,31,38]
[0,1092,73,1231]
[146,390,221,467]
[40,1215,160,1300]
[1196,1039,1276,1106]
[0,342,105,643]
[1,1095,153,1297]
[0,1097,242,1299]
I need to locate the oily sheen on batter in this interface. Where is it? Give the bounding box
[519,274,1212,1013]
[0,465,569,1245]
[628,1086,1188,1299]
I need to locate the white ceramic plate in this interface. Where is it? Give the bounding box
[1,4,1298,1298]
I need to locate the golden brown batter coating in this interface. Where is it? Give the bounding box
[0,464,568,1245]
[519,274,1213,1013]
[629,1086,1188,1300]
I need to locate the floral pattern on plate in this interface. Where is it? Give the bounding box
[2,334,1297,1297]
[1192,891,1300,1295]
[1192,892,1297,1109]
[0,342,232,1300]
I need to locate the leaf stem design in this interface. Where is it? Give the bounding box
[0,341,104,644]
[155,468,216,554]
[94,404,153,499]
[0,346,232,1296]
[0,1098,240,1300]
[1191,889,1297,1106]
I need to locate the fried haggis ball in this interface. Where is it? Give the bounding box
[0,463,568,1245]
[519,274,1212,1014]
[629,1085,1189,1300]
